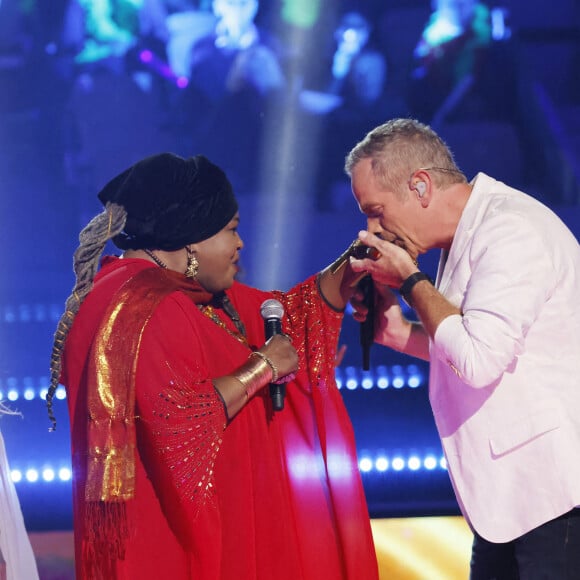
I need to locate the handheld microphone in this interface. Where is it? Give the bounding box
[358,275,374,370]
[351,241,379,370]
[260,299,286,411]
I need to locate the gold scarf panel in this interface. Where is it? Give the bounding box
[85,266,211,502]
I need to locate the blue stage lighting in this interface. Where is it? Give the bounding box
[359,457,374,472]
[392,457,405,471]
[25,469,39,483]
[58,468,72,482]
[407,364,423,388]
[376,376,389,389]
[375,457,389,472]
[42,468,56,482]
[408,456,421,471]
[361,371,374,389]
[391,365,405,389]
[335,364,425,391]
[345,366,358,390]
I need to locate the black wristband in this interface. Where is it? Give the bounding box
[399,272,433,307]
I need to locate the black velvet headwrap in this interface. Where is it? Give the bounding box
[97,152,238,251]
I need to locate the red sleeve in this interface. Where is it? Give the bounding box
[134,292,227,551]
[277,275,344,385]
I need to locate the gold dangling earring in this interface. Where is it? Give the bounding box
[185,246,199,280]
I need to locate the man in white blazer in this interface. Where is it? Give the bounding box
[345,118,580,578]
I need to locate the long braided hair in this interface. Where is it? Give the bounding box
[47,203,127,431]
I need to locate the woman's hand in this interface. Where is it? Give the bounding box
[260,334,298,381]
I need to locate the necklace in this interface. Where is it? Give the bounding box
[198,303,248,346]
[143,249,168,269]
[219,294,247,337]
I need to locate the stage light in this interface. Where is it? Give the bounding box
[49,304,62,321]
[176,76,189,89]
[327,452,355,479]
[19,304,31,322]
[139,50,153,63]
[359,457,373,472]
[392,457,405,471]
[376,375,389,389]
[407,364,423,388]
[2,364,427,398]
[375,457,389,472]
[42,468,56,482]
[335,364,425,391]
[10,466,73,483]
[357,453,448,475]
[25,469,39,483]
[345,366,358,390]
[8,451,448,486]
[375,365,389,389]
[392,365,405,389]
[58,468,72,482]
[361,371,374,390]
[3,306,15,322]
[408,456,421,471]
[0,303,64,322]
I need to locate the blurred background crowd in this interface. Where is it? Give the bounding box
[4,0,568,218]
[2,0,579,222]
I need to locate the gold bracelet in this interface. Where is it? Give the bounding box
[249,351,278,382]
[231,376,250,402]
[234,354,273,399]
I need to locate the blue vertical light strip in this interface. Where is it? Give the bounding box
[250,0,338,290]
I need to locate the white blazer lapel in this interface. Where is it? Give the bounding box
[436,173,494,295]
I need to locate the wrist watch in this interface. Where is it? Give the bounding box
[399,272,433,307]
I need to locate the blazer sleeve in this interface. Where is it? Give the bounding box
[432,209,557,388]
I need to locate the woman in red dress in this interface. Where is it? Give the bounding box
[47,152,378,579]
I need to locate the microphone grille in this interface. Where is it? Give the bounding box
[260,299,284,320]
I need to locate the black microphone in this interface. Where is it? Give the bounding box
[358,275,374,370]
[260,299,286,411]
[350,241,380,371]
